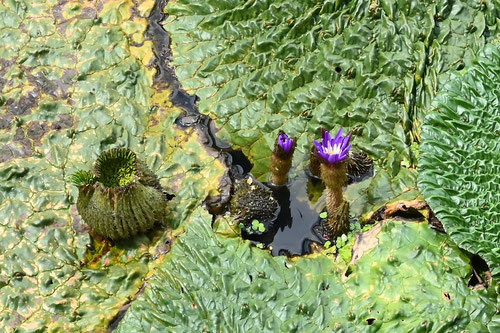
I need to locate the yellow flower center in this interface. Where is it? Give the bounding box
[326,142,341,156]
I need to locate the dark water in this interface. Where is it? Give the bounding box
[265,175,325,256]
[148,0,252,175]
[240,160,373,257]
[239,173,326,256]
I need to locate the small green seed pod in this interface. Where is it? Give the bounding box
[71,148,167,240]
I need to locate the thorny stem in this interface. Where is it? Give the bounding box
[309,146,321,178]
[270,152,293,186]
[320,162,350,238]
[270,133,295,186]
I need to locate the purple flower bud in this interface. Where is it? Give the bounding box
[278,132,294,155]
[314,128,351,165]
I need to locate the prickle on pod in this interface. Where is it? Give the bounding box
[71,148,168,240]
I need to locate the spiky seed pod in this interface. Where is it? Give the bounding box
[230,176,279,225]
[72,148,167,240]
[347,151,373,180]
[271,132,296,186]
[71,170,97,187]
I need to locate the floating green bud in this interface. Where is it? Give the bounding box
[72,148,167,240]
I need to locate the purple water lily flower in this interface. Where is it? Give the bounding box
[278,132,294,154]
[314,128,351,165]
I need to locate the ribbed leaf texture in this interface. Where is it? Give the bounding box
[164,0,498,216]
[418,44,500,278]
[116,209,497,331]
[0,0,499,331]
[0,0,224,330]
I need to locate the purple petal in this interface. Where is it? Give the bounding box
[278,133,293,154]
[344,143,352,153]
[334,128,343,141]
[313,128,353,165]
[278,133,287,144]
[284,139,293,154]
[313,140,322,150]
[318,149,330,163]
[341,133,351,148]
[333,135,343,147]
[322,130,331,147]
[338,152,348,161]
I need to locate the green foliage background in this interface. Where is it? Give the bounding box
[0,0,498,331]
[116,209,498,332]
[164,0,499,217]
[418,44,500,278]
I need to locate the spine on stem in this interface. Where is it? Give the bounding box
[313,128,352,239]
[321,162,349,237]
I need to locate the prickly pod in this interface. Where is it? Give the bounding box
[71,148,168,240]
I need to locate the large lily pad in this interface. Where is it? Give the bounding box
[164,0,497,215]
[0,0,224,331]
[418,44,500,277]
[116,209,497,331]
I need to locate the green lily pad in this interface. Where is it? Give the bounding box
[116,210,497,331]
[418,44,500,278]
[163,0,497,216]
[1,0,499,331]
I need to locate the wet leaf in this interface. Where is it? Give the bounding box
[116,210,497,331]
[418,45,500,279]
[163,0,497,216]
[0,1,224,331]
[1,0,499,331]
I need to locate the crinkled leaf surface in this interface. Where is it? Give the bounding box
[116,209,497,331]
[418,44,500,277]
[164,0,498,216]
[1,0,499,331]
[0,0,224,331]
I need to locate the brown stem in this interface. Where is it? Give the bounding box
[271,152,292,186]
[325,186,343,217]
[320,162,350,238]
[323,200,350,238]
